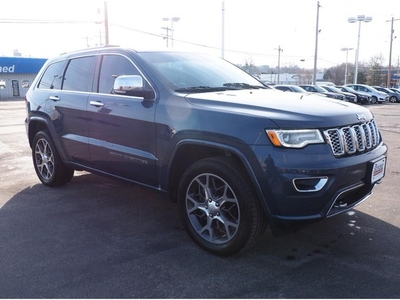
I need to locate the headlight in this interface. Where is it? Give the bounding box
[266,129,324,148]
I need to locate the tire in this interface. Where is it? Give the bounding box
[32,130,74,187]
[389,96,397,103]
[177,157,267,256]
[371,96,377,104]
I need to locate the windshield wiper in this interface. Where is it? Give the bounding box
[175,86,231,93]
[175,83,267,94]
[223,82,267,89]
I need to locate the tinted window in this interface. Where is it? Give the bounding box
[98,55,140,94]
[38,60,65,90]
[63,56,96,92]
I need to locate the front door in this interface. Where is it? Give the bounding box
[87,54,158,187]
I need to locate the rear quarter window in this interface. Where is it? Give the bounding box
[37,60,66,90]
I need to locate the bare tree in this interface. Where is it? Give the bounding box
[324,64,347,85]
[367,55,385,86]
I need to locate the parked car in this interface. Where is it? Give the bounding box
[299,84,345,100]
[274,84,310,94]
[373,86,400,103]
[346,84,389,104]
[321,85,356,102]
[315,81,335,86]
[260,80,275,86]
[336,85,371,105]
[390,87,400,94]
[25,46,387,256]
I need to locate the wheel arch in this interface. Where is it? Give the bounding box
[27,116,69,164]
[165,139,274,223]
[27,117,50,147]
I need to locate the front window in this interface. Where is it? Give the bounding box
[98,54,142,94]
[138,52,265,93]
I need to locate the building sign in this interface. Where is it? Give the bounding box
[0,57,47,74]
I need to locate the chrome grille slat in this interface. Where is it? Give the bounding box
[324,120,380,156]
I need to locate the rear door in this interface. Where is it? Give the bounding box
[55,55,96,163]
[37,56,95,164]
[86,53,158,186]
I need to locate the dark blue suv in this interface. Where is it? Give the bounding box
[25,46,387,256]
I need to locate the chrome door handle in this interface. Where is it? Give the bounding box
[89,101,104,107]
[48,96,60,101]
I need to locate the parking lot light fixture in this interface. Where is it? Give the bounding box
[341,47,354,85]
[348,15,372,84]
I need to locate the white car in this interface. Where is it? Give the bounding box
[346,84,389,104]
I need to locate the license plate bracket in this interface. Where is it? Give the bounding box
[367,157,386,184]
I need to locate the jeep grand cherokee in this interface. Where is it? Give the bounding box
[25,46,387,256]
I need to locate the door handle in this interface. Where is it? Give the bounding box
[48,96,60,101]
[90,101,104,107]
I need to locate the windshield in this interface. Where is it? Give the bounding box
[325,86,341,93]
[138,51,265,93]
[343,86,356,93]
[288,85,307,92]
[314,85,328,93]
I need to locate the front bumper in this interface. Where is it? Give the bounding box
[252,142,388,226]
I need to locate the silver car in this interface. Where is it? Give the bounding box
[346,84,389,104]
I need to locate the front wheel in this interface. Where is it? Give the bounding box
[177,157,267,256]
[370,96,378,104]
[32,130,74,187]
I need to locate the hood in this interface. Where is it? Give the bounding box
[185,89,373,128]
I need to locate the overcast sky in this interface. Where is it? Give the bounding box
[1,0,399,69]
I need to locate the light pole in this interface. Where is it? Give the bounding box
[275,46,283,84]
[341,47,353,85]
[348,15,372,84]
[313,1,321,85]
[163,17,180,47]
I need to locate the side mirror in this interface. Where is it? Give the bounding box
[112,75,155,100]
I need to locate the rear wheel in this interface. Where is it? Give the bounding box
[32,130,74,187]
[177,157,267,256]
[389,96,397,103]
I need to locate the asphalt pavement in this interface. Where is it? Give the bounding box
[0,99,399,298]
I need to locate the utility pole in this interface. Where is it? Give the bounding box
[221,1,225,58]
[104,1,109,45]
[162,27,171,47]
[386,17,400,87]
[313,1,321,85]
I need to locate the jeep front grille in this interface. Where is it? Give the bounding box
[324,120,380,156]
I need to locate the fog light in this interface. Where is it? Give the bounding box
[293,177,328,192]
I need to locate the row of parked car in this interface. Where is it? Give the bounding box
[268,82,400,105]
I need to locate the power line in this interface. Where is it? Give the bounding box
[0,17,334,67]
[0,18,90,24]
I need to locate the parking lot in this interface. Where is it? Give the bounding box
[1,99,400,298]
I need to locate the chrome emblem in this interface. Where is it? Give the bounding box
[356,114,367,121]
